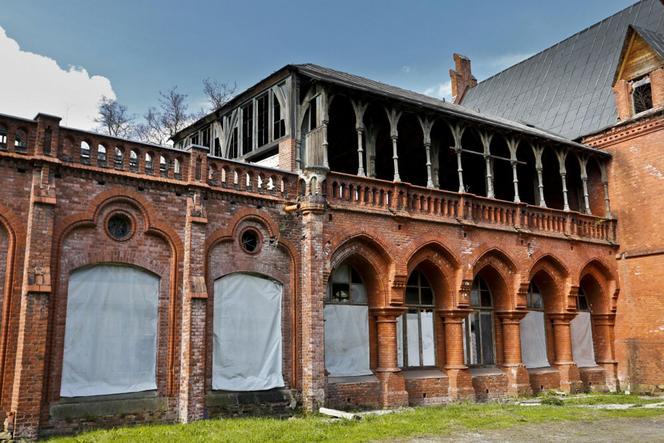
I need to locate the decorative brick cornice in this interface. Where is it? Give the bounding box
[583,112,664,148]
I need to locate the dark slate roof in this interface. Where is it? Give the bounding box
[292,63,606,154]
[460,0,664,140]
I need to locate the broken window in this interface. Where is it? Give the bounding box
[0,125,6,149]
[80,141,91,163]
[463,276,495,366]
[256,93,269,147]
[273,91,286,139]
[214,137,221,157]
[242,102,253,155]
[520,282,549,368]
[14,129,27,151]
[324,264,371,377]
[397,270,435,368]
[202,126,210,147]
[632,76,653,115]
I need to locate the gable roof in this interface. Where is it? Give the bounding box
[632,24,664,58]
[460,0,664,140]
[613,25,664,84]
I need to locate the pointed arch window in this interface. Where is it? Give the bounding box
[464,276,495,366]
[324,264,371,377]
[397,270,435,368]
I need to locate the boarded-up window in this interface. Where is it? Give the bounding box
[213,273,284,391]
[61,265,159,397]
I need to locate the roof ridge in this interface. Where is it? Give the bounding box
[469,0,648,88]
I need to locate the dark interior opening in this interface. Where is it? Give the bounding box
[542,147,564,210]
[460,129,485,196]
[491,135,514,201]
[565,154,583,212]
[397,113,426,187]
[328,95,359,175]
[432,121,457,192]
[517,144,537,205]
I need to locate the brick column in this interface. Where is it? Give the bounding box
[497,311,532,396]
[9,164,56,439]
[299,170,327,411]
[178,192,208,422]
[612,80,632,121]
[592,313,618,391]
[650,68,664,109]
[439,310,474,400]
[372,308,408,408]
[549,313,582,393]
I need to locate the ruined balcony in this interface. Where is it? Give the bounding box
[326,171,617,243]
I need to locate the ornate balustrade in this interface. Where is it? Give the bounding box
[327,171,617,243]
[0,114,298,200]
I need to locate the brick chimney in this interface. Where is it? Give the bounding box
[449,53,477,104]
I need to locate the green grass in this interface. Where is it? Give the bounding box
[48,397,664,443]
[564,392,664,405]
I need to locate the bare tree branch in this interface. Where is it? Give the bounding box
[94,97,134,138]
[203,78,236,111]
[159,86,193,140]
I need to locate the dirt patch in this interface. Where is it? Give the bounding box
[407,416,664,442]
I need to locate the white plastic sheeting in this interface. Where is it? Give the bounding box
[213,273,285,391]
[396,312,435,367]
[324,305,371,376]
[571,311,597,368]
[61,265,159,397]
[520,311,550,368]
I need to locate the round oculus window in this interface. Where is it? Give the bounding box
[240,229,260,254]
[107,213,132,241]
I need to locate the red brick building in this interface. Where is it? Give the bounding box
[0,0,661,438]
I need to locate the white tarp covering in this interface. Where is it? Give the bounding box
[396,312,435,367]
[324,305,371,376]
[213,273,284,391]
[571,311,597,368]
[520,311,550,368]
[61,265,159,397]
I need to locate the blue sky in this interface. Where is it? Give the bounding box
[0,0,636,129]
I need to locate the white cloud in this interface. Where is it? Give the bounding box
[0,26,115,129]
[423,81,452,101]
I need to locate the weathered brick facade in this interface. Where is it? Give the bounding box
[0,107,623,438]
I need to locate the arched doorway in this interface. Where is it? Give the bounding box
[520,282,550,368]
[397,269,435,368]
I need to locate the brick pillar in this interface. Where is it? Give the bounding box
[550,313,582,393]
[592,313,618,392]
[612,80,632,121]
[299,170,327,411]
[34,113,61,157]
[497,311,532,396]
[372,308,408,408]
[178,192,208,422]
[440,310,474,400]
[9,164,56,439]
[650,68,664,109]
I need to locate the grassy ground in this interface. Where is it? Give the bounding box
[48,395,664,443]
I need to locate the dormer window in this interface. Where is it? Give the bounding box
[631,75,653,115]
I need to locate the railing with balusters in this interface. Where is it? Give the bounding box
[327,171,617,243]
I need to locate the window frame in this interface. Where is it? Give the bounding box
[631,75,653,115]
[400,270,436,369]
[326,264,367,306]
[463,276,497,367]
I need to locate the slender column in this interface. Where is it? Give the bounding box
[480,132,495,198]
[372,308,408,407]
[385,108,402,182]
[351,100,368,176]
[507,139,521,203]
[600,162,612,217]
[439,310,474,400]
[450,124,466,193]
[556,149,570,211]
[533,145,546,207]
[418,117,435,188]
[10,164,56,439]
[549,312,582,393]
[321,90,330,170]
[431,140,440,188]
[578,156,591,214]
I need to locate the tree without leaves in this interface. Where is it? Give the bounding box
[94,97,134,138]
[203,78,237,111]
[134,107,168,145]
[159,87,193,140]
